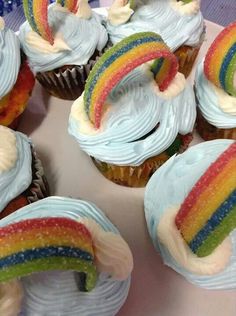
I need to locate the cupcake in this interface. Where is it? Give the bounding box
[145,140,236,289]
[19,1,108,100]
[195,22,236,140]
[0,196,133,315]
[0,17,35,130]
[0,125,49,219]
[106,0,205,78]
[69,32,196,187]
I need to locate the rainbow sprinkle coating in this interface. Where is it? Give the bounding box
[204,21,236,97]
[23,0,53,45]
[0,217,97,291]
[56,0,78,13]
[84,32,178,129]
[175,142,236,257]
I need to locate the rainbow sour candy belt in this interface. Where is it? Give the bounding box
[175,142,236,257]
[56,0,78,13]
[0,217,97,291]
[84,32,178,129]
[204,21,236,97]
[23,0,54,44]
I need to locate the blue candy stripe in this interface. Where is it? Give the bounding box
[189,189,236,253]
[27,1,39,34]
[219,42,236,90]
[84,35,163,114]
[0,246,93,269]
[151,58,164,77]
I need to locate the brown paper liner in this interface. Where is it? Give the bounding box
[196,109,236,141]
[174,44,201,78]
[36,49,106,100]
[0,147,50,218]
[92,134,193,188]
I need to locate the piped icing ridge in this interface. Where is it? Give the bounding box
[19,3,108,73]
[195,61,236,128]
[0,126,32,214]
[145,140,236,289]
[0,18,21,99]
[0,197,132,316]
[107,0,204,51]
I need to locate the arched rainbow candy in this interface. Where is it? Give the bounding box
[56,0,78,13]
[23,0,54,45]
[0,217,97,291]
[204,21,236,97]
[175,142,236,257]
[84,32,178,129]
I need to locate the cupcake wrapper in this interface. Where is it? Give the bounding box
[196,108,236,140]
[92,134,193,188]
[36,50,105,100]
[0,148,50,218]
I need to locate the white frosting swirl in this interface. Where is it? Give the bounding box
[0,126,17,173]
[108,0,134,26]
[0,25,21,99]
[195,61,236,128]
[0,197,132,316]
[19,4,108,73]
[157,206,232,275]
[76,0,92,19]
[81,218,133,280]
[0,127,32,213]
[69,68,196,166]
[106,0,205,50]
[145,140,236,289]
[170,0,200,15]
[0,280,23,316]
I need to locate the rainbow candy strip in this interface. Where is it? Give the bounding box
[23,0,54,45]
[56,0,78,13]
[204,21,236,97]
[84,32,178,129]
[0,217,97,291]
[175,142,236,257]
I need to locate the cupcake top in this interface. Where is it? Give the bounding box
[69,32,196,166]
[0,17,21,99]
[0,196,133,316]
[145,140,236,289]
[106,0,204,51]
[0,126,32,214]
[19,2,108,73]
[195,22,236,129]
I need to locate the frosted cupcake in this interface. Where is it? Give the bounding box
[145,140,236,289]
[106,0,205,77]
[0,125,49,219]
[195,22,236,140]
[0,17,35,129]
[0,197,133,315]
[19,1,108,100]
[69,32,196,187]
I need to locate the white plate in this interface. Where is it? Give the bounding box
[18,9,236,316]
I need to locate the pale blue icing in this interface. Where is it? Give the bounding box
[0,197,131,316]
[144,139,236,289]
[0,26,21,99]
[0,131,32,213]
[69,68,196,166]
[106,0,204,51]
[19,5,108,73]
[195,60,236,129]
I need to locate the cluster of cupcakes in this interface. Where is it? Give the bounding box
[0,0,235,314]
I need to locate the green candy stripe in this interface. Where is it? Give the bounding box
[84,32,162,103]
[23,0,39,34]
[196,205,236,257]
[225,53,236,96]
[181,0,193,3]
[0,257,97,292]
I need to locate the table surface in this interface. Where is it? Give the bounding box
[16,8,236,316]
